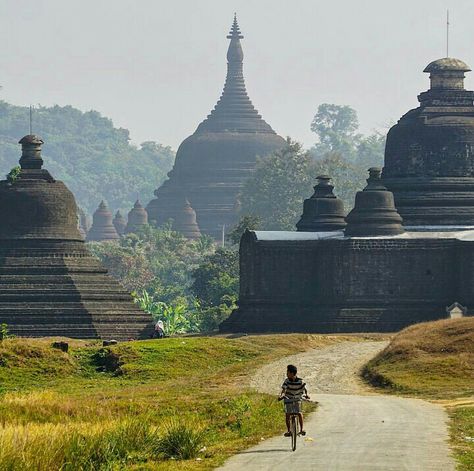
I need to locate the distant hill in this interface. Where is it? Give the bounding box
[0,101,174,215]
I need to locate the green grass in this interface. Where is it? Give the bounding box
[362,318,474,469]
[0,334,342,470]
[450,405,474,471]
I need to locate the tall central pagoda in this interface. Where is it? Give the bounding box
[147,16,285,239]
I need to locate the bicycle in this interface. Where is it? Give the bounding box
[279,395,310,451]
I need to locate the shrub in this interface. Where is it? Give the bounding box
[156,420,205,460]
[6,166,21,184]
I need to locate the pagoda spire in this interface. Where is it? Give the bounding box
[227,13,243,40]
[195,15,275,134]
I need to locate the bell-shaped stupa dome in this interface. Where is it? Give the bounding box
[113,210,127,235]
[87,201,120,242]
[296,176,347,232]
[0,136,152,340]
[383,57,474,227]
[345,168,404,237]
[172,198,202,239]
[125,200,148,234]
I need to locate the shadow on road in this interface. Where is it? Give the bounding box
[236,449,288,454]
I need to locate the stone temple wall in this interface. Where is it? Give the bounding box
[222,231,469,333]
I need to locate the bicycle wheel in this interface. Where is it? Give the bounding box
[291,415,297,451]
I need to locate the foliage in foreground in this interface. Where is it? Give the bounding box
[88,225,239,333]
[0,335,334,470]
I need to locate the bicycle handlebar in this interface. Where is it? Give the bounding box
[278,395,311,401]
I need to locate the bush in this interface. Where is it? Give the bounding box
[156,421,205,460]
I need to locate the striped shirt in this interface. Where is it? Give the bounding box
[281,377,306,403]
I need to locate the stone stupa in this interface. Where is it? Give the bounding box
[125,200,148,234]
[0,135,153,340]
[383,57,474,227]
[147,15,286,239]
[113,210,127,236]
[172,198,202,239]
[296,176,347,232]
[86,200,120,242]
[345,168,404,236]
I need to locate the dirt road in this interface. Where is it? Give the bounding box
[219,340,455,471]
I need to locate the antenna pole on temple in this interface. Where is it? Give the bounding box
[29,105,33,135]
[446,9,450,57]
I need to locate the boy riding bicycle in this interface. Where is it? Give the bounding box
[279,364,310,436]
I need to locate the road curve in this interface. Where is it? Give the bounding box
[218,340,455,471]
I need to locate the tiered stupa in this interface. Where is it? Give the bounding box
[147,15,286,239]
[345,168,404,236]
[113,210,127,235]
[296,176,346,232]
[125,200,148,234]
[172,198,202,239]
[86,201,120,242]
[383,58,474,227]
[0,135,153,340]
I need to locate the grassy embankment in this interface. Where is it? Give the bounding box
[0,334,355,470]
[362,318,474,470]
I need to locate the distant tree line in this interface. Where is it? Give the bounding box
[0,101,174,215]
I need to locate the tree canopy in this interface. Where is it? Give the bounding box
[237,105,387,230]
[239,139,316,230]
[0,101,174,215]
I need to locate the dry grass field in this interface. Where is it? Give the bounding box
[0,334,354,470]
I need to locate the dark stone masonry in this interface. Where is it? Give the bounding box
[221,57,474,333]
[0,136,153,340]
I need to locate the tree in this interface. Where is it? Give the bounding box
[0,101,175,215]
[313,152,366,211]
[191,248,239,331]
[309,104,387,210]
[311,104,361,159]
[191,248,239,309]
[240,138,316,230]
[356,131,385,168]
[88,225,237,332]
[227,215,261,245]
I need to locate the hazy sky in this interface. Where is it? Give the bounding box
[0,0,472,150]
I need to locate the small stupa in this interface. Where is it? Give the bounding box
[0,135,153,339]
[345,168,404,237]
[296,176,347,232]
[77,207,90,238]
[125,200,148,234]
[86,201,120,242]
[172,198,202,239]
[113,210,127,235]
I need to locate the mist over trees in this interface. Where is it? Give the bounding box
[239,104,386,230]
[0,101,174,215]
